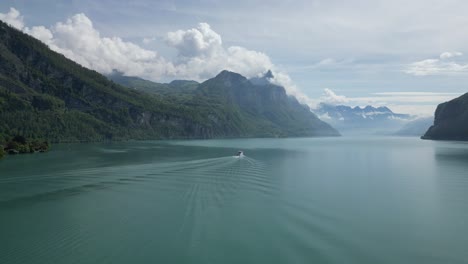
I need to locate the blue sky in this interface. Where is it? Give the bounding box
[1,0,468,115]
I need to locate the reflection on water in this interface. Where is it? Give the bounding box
[1,137,468,264]
[434,141,468,163]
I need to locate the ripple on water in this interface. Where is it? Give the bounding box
[0,153,327,264]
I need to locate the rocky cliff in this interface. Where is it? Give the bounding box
[422,92,468,140]
[192,70,339,137]
[112,70,340,138]
[0,20,338,142]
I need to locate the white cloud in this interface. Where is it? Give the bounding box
[268,71,314,106]
[0,8,311,105]
[142,37,157,45]
[0,11,174,79]
[318,112,332,121]
[318,58,336,66]
[440,51,462,60]
[320,88,349,105]
[47,14,172,77]
[166,23,222,58]
[405,52,468,76]
[0,7,24,30]
[24,26,54,44]
[164,23,280,83]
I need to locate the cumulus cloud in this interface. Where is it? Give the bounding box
[24,26,54,44]
[164,23,276,81]
[166,23,222,58]
[48,14,173,77]
[0,7,24,30]
[320,88,349,105]
[405,52,468,76]
[0,10,174,79]
[0,8,311,105]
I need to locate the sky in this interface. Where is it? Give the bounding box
[1,0,468,116]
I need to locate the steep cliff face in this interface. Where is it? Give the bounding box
[422,92,468,140]
[0,20,338,142]
[113,70,339,137]
[189,70,340,137]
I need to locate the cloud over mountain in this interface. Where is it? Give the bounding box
[0,7,23,30]
[165,23,274,80]
[321,88,349,105]
[0,7,308,105]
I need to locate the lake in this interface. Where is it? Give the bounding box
[1,137,468,264]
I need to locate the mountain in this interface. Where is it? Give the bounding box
[108,71,199,97]
[394,117,433,137]
[0,20,198,142]
[112,70,340,138]
[192,70,339,137]
[249,70,274,86]
[313,103,413,135]
[422,92,468,140]
[0,20,338,143]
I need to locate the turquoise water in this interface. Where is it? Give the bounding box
[1,137,468,263]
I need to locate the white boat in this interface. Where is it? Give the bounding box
[236,151,244,157]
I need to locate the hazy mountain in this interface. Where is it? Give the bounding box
[422,92,468,140]
[0,20,338,143]
[394,117,433,137]
[314,103,413,135]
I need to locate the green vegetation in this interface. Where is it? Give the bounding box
[0,20,197,142]
[111,71,340,138]
[108,72,198,99]
[0,19,338,154]
[0,135,49,158]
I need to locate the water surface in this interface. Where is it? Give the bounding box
[1,137,468,263]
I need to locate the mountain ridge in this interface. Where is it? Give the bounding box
[110,70,340,138]
[313,103,413,135]
[0,20,339,144]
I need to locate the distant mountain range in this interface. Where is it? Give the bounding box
[313,103,414,135]
[0,19,338,144]
[394,117,433,137]
[423,92,468,140]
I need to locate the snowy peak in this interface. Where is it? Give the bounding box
[313,103,413,135]
[316,103,404,119]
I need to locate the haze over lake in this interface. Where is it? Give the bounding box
[1,137,467,264]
